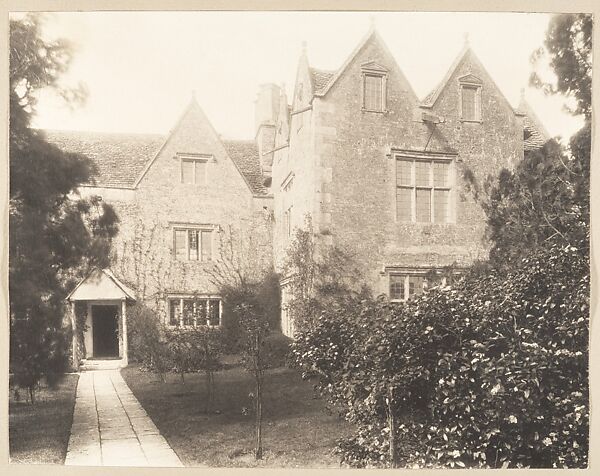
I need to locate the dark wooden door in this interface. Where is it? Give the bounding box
[92,305,119,357]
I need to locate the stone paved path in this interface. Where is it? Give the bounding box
[65,370,183,467]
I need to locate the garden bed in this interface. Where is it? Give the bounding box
[9,374,79,464]
[121,363,354,467]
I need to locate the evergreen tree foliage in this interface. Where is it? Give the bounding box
[483,12,591,267]
[9,14,119,399]
[530,13,592,120]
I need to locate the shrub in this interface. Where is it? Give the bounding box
[293,241,588,468]
[165,326,223,410]
[262,332,292,368]
[10,318,68,404]
[220,272,280,352]
[127,302,171,381]
[165,328,201,384]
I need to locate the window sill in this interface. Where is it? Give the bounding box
[460,119,483,124]
[395,221,456,226]
[361,108,388,114]
[172,258,214,263]
[167,324,221,329]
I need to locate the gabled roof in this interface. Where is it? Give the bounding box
[43,129,269,196]
[419,43,549,150]
[66,268,136,302]
[311,27,417,99]
[44,130,164,188]
[517,97,551,151]
[420,45,470,108]
[221,140,268,195]
[309,68,335,95]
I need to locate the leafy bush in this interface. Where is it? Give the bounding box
[127,303,172,381]
[10,318,69,403]
[165,326,223,410]
[292,242,588,468]
[220,272,280,352]
[262,332,292,368]
[166,328,201,384]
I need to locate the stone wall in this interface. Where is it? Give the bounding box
[102,101,273,322]
[284,35,525,297]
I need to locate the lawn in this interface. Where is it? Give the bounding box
[121,362,355,467]
[9,374,79,464]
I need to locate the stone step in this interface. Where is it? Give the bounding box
[81,359,125,371]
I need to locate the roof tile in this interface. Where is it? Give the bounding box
[221,140,268,195]
[43,130,164,188]
[43,130,269,195]
[310,68,335,95]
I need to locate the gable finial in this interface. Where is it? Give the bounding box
[369,15,376,30]
[520,88,525,100]
[301,41,307,56]
[463,32,470,47]
[191,89,196,100]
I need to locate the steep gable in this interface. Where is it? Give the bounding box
[135,98,269,196]
[518,99,551,151]
[421,46,470,108]
[292,47,314,111]
[421,45,518,119]
[312,27,418,101]
[274,89,291,147]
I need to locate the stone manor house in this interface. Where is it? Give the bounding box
[49,28,548,365]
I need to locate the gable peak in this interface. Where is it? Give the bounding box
[313,25,406,98]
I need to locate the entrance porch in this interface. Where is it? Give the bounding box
[67,269,136,369]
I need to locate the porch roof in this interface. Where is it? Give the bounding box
[67,269,136,302]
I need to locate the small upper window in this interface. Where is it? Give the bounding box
[461,86,478,121]
[364,74,383,111]
[361,62,388,112]
[458,74,483,122]
[178,154,211,184]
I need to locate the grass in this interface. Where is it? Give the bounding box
[121,362,355,467]
[9,374,79,464]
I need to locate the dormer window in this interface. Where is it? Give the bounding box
[361,62,388,112]
[458,74,483,122]
[178,153,212,184]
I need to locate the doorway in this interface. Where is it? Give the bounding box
[92,305,119,358]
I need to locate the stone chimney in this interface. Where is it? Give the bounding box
[255,83,281,177]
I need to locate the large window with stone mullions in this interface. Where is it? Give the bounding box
[396,157,452,223]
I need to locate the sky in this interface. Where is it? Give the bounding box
[19,11,585,141]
